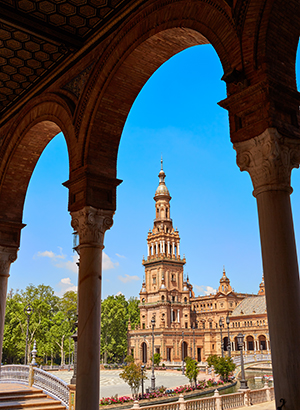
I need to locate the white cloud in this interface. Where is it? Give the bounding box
[103,252,119,270]
[116,253,126,259]
[35,248,117,274]
[35,249,65,260]
[194,285,217,296]
[115,291,124,296]
[56,277,77,296]
[118,274,140,283]
[55,254,79,273]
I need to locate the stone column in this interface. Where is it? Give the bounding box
[234,128,300,409]
[71,207,114,410]
[0,246,18,367]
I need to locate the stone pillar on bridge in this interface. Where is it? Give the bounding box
[0,246,18,367]
[234,128,300,410]
[71,207,114,410]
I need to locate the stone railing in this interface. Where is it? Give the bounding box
[131,384,274,410]
[33,367,69,408]
[0,365,69,409]
[232,353,271,365]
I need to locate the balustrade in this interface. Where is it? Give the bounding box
[0,365,275,410]
[0,365,69,409]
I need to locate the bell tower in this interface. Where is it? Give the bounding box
[139,160,190,330]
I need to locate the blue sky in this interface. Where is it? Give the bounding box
[9,42,300,300]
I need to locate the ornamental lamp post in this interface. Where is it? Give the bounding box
[141,364,145,399]
[226,314,231,358]
[182,331,185,375]
[151,316,156,390]
[219,318,224,358]
[237,333,248,389]
[24,304,33,365]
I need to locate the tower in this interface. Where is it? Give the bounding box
[139,160,189,331]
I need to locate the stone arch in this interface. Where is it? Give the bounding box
[246,335,255,351]
[258,334,267,350]
[255,0,299,91]
[141,341,148,363]
[182,341,188,360]
[77,0,241,175]
[0,95,75,226]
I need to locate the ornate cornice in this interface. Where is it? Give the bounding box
[234,128,300,197]
[0,246,18,277]
[71,206,114,247]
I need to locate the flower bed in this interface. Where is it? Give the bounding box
[100,378,226,406]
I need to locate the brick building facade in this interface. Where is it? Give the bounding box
[128,163,269,364]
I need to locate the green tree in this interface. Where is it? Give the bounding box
[3,285,76,366]
[101,295,128,363]
[153,352,161,366]
[125,354,134,364]
[207,354,236,381]
[119,363,147,398]
[127,297,140,329]
[185,357,199,387]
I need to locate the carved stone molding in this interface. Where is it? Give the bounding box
[70,206,114,247]
[233,128,300,197]
[0,246,18,277]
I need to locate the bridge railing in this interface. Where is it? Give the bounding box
[131,384,274,410]
[0,364,69,409]
[232,353,271,365]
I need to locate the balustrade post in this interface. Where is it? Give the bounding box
[243,389,250,406]
[131,401,140,410]
[178,393,186,410]
[264,381,271,401]
[214,389,221,410]
[205,365,208,375]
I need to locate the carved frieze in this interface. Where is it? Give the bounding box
[234,128,300,197]
[71,206,114,247]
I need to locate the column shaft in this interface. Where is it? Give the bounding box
[76,244,102,409]
[0,273,9,366]
[256,190,300,408]
[71,207,114,410]
[0,246,17,368]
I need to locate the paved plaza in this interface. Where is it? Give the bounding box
[50,369,211,398]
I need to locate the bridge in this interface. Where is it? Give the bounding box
[232,354,272,379]
[0,365,69,409]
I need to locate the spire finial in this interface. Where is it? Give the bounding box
[223,265,226,275]
[161,156,163,171]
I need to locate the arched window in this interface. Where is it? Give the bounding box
[162,295,165,301]
[184,297,187,303]
[142,342,147,363]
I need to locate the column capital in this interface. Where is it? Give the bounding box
[0,246,18,277]
[70,206,114,247]
[233,128,300,197]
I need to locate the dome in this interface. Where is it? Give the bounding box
[155,183,170,196]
